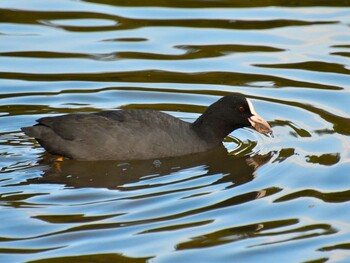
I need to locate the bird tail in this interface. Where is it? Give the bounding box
[21,126,44,138]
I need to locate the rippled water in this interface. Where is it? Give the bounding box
[1,0,350,262]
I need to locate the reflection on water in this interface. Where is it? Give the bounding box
[23,146,267,189]
[1,0,350,262]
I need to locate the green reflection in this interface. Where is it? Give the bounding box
[306,153,340,166]
[176,219,299,250]
[275,189,350,203]
[28,253,150,263]
[84,0,350,8]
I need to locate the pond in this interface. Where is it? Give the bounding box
[1,0,350,262]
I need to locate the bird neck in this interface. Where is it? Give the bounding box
[191,112,235,147]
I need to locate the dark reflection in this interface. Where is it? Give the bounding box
[176,219,299,249]
[32,213,120,224]
[306,153,340,166]
[83,0,350,8]
[1,8,337,37]
[28,253,151,263]
[268,103,350,136]
[1,70,341,91]
[254,61,350,75]
[320,242,350,251]
[22,146,272,190]
[272,148,296,163]
[272,120,312,137]
[275,189,350,203]
[332,51,350,58]
[0,9,337,31]
[116,44,283,61]
[0,104,98,117]
[0,247,60,254]
[176,219,337,250]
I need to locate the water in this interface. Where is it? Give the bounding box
[1,0,350,262]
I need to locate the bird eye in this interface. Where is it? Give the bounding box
[239,106,245,112]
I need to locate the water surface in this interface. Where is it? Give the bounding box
[1,0,350,262]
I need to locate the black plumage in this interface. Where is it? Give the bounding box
[22,94,271,160]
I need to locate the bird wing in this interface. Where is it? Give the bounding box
[36,112,123,141]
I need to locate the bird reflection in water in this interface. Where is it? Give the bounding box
[24,146,272,192]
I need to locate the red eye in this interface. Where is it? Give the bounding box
[239,106,245,112]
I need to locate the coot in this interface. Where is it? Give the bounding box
[22,94,271,160]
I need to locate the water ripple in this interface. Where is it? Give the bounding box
[1,1,350,262]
